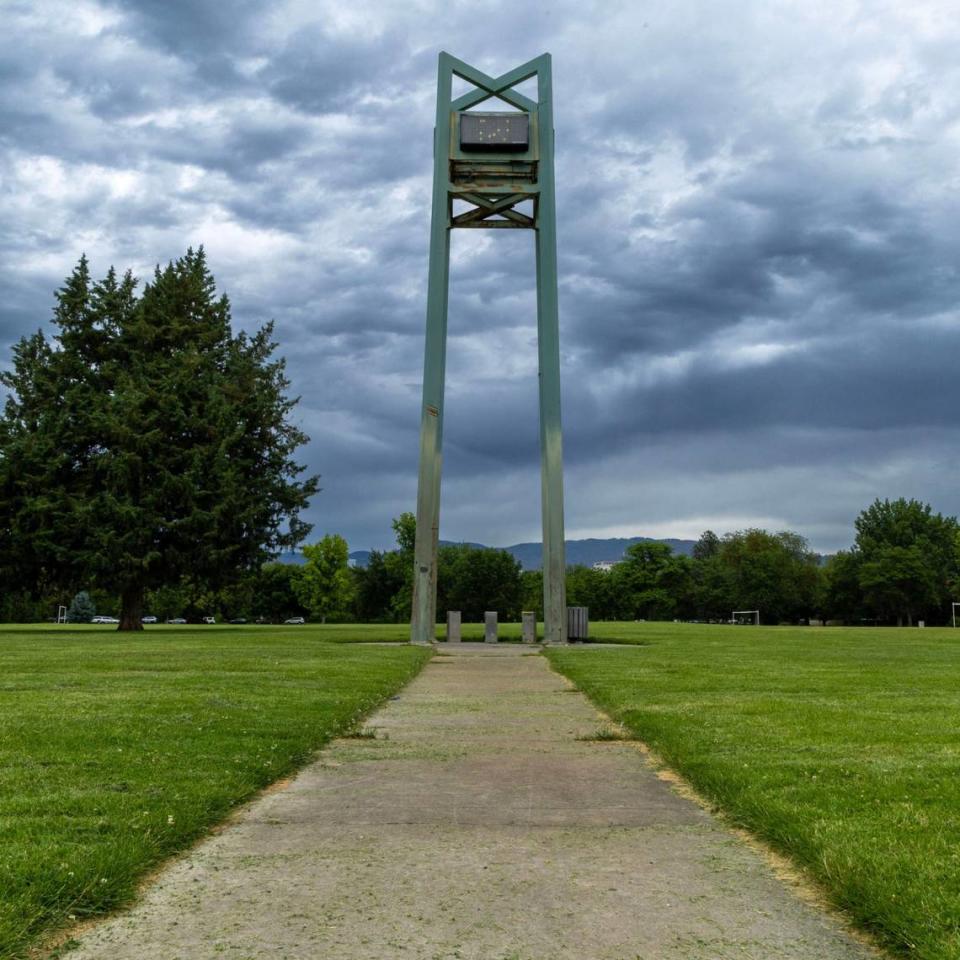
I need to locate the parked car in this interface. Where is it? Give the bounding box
[92,615,119,623]
[202,616,216,624]
[166,617,187,624]
[284,617,305,625]
[228,618,247,624]
[141,615,158,624]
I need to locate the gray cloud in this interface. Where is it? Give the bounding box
[3,0,960,554]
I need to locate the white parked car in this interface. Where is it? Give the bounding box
[92,615,119,623]
[284,617,305,625]
[166,617,187,624]
[202,616,216,624]
[141,615,157,624]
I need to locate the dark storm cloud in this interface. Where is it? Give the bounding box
[3,0,960,552]
[263,26,411,115]
[102,0,264,86]
[562,326,960,457]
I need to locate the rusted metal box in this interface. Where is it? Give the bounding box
[459,112,529,151]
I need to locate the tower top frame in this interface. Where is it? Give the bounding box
[433,52,555,230]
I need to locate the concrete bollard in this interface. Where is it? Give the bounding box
[522,611,536,644]
[446,610,461,643]
[484,611,498,644]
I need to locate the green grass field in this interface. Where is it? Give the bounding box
[7,620,959,959]
[0,624,430,959]
[546,622,960,960]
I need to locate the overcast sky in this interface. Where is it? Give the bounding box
[3,0,959,553]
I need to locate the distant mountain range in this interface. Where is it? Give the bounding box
[279,536,696,571]
[490,537,697,570]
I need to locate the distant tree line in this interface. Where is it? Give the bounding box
[563,498,959,626]
[346,498,959,628]
[240,497,957,627]
[548,529,820,625]
[6,498,960,626]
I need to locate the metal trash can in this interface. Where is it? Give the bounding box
[566,606,589,642]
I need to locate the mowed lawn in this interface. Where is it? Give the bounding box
[547,623,960,960]
[0,625,430,959]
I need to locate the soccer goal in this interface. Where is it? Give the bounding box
[56,605,67,624]
[952,602,960,628]
[732,609,760,625]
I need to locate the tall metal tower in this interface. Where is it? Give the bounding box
[411,52,567,645]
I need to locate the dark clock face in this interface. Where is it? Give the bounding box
[459,112,529,151]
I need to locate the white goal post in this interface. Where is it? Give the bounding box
[952,602,960,628]
[732,609,760,625]
[56,605,67,624]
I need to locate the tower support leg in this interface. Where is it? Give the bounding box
[534,57,567,644]
[411,55,454,646]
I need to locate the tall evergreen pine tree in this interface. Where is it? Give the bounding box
[0,249,319,629]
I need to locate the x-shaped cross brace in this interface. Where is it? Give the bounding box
[446,54,540,114]
[451,193,535,229]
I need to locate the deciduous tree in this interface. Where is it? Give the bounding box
[854,498,958,626]
[611,541,693,621]
[249,562,307,623]
[820,550,864,623]
[437,545,522,622]
[565,564,618,620]
[293,534,355,622]
[715,529,818,624]
[692,529,721,561]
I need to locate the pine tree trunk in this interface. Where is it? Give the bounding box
[118,584,144,631]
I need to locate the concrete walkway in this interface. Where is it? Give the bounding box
[68,646,878,960]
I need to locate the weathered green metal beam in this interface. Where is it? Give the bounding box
[448,55,539,113]
[410,52,454,645]
[450,193,533,228]
[452,219,532,229]
[532,54,567,644]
